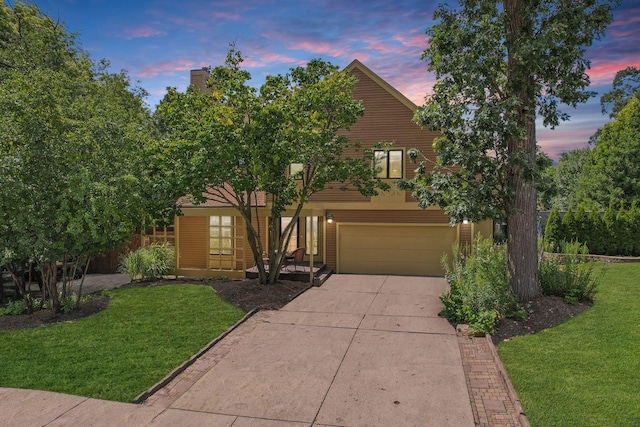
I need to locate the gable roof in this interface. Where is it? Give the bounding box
[345,59,417,113]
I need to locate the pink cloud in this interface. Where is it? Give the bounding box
[588,59,640,86]
[121,26,167,40]
[211,11,241,20]
[288,40,334,55]
[138,59,198,78]
[391,32,428,50]
[242,51,303,68]
[609,13,640,28]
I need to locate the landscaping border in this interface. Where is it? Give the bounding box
[458,326,530,427]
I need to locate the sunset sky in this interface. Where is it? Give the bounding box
[26,0,640,160]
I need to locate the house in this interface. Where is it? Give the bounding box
[145,60,492,279]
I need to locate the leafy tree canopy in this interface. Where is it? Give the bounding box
[0,2,158,311]
[400,0,616,301]
[577,97,640,209]
[154,47,387,284]
[600,66,640,118]
[545,148,591,210]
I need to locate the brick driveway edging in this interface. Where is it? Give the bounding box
[458,332,530,427]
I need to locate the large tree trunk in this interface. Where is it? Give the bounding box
[505,0,541,302]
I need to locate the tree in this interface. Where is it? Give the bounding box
[561,208,577,242]
[586,209,604,255]
[577,97,640,210]
[602,201,617,255]
[548,148,591,210]
[616,201,633,256]
[401,0,615,301]
[0,3,157,312]
[600,66,640,118]
[543,208,563,253]
[628,201,640,256]
[154,48,387,285]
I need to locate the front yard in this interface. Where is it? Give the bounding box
[0,284,245,402]
[498,262,640,426]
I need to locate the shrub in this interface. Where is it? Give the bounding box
[603,201,618,255]
[440,235,520,334]
[118,243,176,282]
[562,208,577,242]
[617,202,633,256]
[539,241,601,304]
[629,201,640,256]
[586,209,604,255]
[0,299,28,316]
[543,208,563,252]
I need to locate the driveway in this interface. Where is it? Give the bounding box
[1,274,475,426]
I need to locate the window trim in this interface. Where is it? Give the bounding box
[289,163,304,179]
[209,216,234,256]
[374,149,404,179]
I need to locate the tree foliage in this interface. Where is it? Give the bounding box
[154,48,387,284]
[577,97,640,210]
[544,148,590,210]
[401,0,615,301]
[0,3,157,312]
[600,66,640,118]
[543,201,640,256]
[543,208,563,253]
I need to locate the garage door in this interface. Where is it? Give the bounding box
[337,224,457,276]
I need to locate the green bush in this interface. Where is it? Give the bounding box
[543,208,563,252]
[603,201,618,255]
[118,243,176,282]
[0,299,28,316]
[586,209,604,255]
[440,235,520,334]
[630,201,640,256]
[539,241,601,304]
[562,208,577,242]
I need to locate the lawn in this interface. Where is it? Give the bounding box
[498,263,640,426]
[0,284,245,402]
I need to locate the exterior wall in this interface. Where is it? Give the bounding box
[309,63,440,205]
[174,62,493,278]
[174,207,262,278]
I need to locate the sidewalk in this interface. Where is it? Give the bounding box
[1,274,525,426]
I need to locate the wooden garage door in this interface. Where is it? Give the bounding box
[337,224,457,276]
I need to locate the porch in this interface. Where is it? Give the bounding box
[245,261,331,285]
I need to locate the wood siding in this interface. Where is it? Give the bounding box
[177,216,208,269]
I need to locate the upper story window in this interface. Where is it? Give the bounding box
[374,150,403,179]
[289,163,304,178]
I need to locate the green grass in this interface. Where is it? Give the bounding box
[498,263,640,426]
[0,285,245,402]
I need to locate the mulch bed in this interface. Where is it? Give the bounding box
[490,295,591,345]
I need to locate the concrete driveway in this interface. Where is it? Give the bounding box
[1,274,474,426]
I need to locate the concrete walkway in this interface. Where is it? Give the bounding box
[2,275,476,426]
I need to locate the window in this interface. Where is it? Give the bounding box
[210,216,233,255]
[281,217,298,253]
[374,150,403,179]
[143,224,175,246]
[289,163,304,178]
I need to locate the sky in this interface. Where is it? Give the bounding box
[17,0,640,160]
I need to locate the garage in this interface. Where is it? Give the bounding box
[337,223,458,276]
